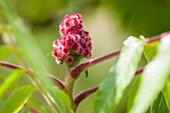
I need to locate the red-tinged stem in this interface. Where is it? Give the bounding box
[0,61,22,69]
[74,86,99,110]
[71,49,121,78]
[144,32,170,44]
[135,68,144,75]
[71,32,170,79]
[0,61,65,90]
[48,76,65,90]
[74,67,144,109]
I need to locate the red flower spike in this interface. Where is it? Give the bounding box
[52,14,92,67]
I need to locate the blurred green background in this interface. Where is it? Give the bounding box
[0,0,170,112]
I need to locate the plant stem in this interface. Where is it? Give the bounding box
[74,86,99,110]
[144,32,169,44]
[71,49,121,78]
[71,32,170,78]
[64,67,76,107]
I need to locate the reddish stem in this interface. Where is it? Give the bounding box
[71,32,170,78]
[74,67,144,108]
[71,50,121,78]
[135,68,144,75]
[48,76,65,90]
[0,61,22,69]
[74,86,99,110]
[144,32,169,44]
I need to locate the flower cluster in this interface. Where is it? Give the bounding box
[52,14,92,67]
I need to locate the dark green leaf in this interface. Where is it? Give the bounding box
[0,45,12,60]
[0,85,36,113]
[85,70,89,78]
[128,34,170,113]
[150,92,169,113]
[94,36,144,113]
[0,69,24,101]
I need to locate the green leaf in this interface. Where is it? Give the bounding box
[27,99,51,113]
[94,36,144,113]
[52,86,74,113]
[85,70,89,78]
[0,99,7,111]
[0,45,12,60]
[143,41,159,62]
[0,85,36,113]
[18,108,28,113]
[0,1,74,112]
[162,78,170,111]
[128,34,170,113]
[0,69,24,101]
[150,92,169,113]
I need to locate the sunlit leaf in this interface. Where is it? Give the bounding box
[0,85,36,113]
[128,34,170,113]
[0,69,24,101]
[0,45,12,60]
[94,36,144,113]
[150,92,169,113]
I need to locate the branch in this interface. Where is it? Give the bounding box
[0,61,65,90]
[71,50,121,78]
[74,67,144,108]
[71,32,170,78]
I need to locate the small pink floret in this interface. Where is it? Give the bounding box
[65,55,73,64]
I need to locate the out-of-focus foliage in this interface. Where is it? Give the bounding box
[0,85,36,113]
[110,0,170,36]
[0,45,11,60]
[0,69,24,101]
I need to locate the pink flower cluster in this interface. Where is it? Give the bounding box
[52,14,92,66]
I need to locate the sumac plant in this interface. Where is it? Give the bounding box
[0,1,170,113]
